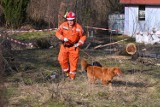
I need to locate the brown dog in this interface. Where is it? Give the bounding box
[81,58,122,87]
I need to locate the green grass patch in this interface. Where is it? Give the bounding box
[6,87,17,98]
[12,31,55,40]
[44,100,66,107]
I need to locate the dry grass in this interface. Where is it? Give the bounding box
[2,47,159,107]
[1,33,160,107]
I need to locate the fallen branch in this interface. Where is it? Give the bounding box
[94,38,128,49]
[85,43,91,50]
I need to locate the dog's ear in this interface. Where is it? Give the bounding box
[82,55,88,59]
[92,61,102,67]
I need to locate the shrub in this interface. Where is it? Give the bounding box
[2,0,29,28]
[36,38,51,49]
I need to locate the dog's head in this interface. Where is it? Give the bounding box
[81,57,89,72]
[113,67,122,76]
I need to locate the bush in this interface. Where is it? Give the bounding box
[36,38,51,49]
[2,0,29,28]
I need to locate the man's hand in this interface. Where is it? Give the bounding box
[74,43,79,47]
[64,38,69,42]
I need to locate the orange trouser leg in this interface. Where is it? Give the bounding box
[58,45,69,73]
[69,47,79,79]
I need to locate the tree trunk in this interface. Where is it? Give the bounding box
[0,44,8,106]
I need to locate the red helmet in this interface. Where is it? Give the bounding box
[66,11,76,20]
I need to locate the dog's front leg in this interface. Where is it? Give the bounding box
[88,77,95,84]
[92,77,97,84]
[101,80,107,86]
[108,81,113,90]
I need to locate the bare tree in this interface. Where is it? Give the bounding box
[0,44,8,106]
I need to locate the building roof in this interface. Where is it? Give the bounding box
[120,0,160,5]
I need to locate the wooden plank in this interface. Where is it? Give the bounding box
[94,38,128,49]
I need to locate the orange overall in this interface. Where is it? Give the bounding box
[55,22,86,79]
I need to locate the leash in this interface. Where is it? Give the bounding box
[80,49,94,59]
[80,49,97,64]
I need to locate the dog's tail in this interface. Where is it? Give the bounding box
[81,58,89,72]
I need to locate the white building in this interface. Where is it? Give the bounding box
[120,0,160,37]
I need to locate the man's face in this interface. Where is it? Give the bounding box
[67,20,75,27]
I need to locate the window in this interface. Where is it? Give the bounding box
[138,5,145,21]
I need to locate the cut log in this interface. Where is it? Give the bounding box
[125,43,137,55]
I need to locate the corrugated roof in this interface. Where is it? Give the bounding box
[120,0,160,5]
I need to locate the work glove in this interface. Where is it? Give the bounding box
[74,43,80,48]
[63,38,69,42]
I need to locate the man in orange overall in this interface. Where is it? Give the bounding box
[55,11,87,80]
